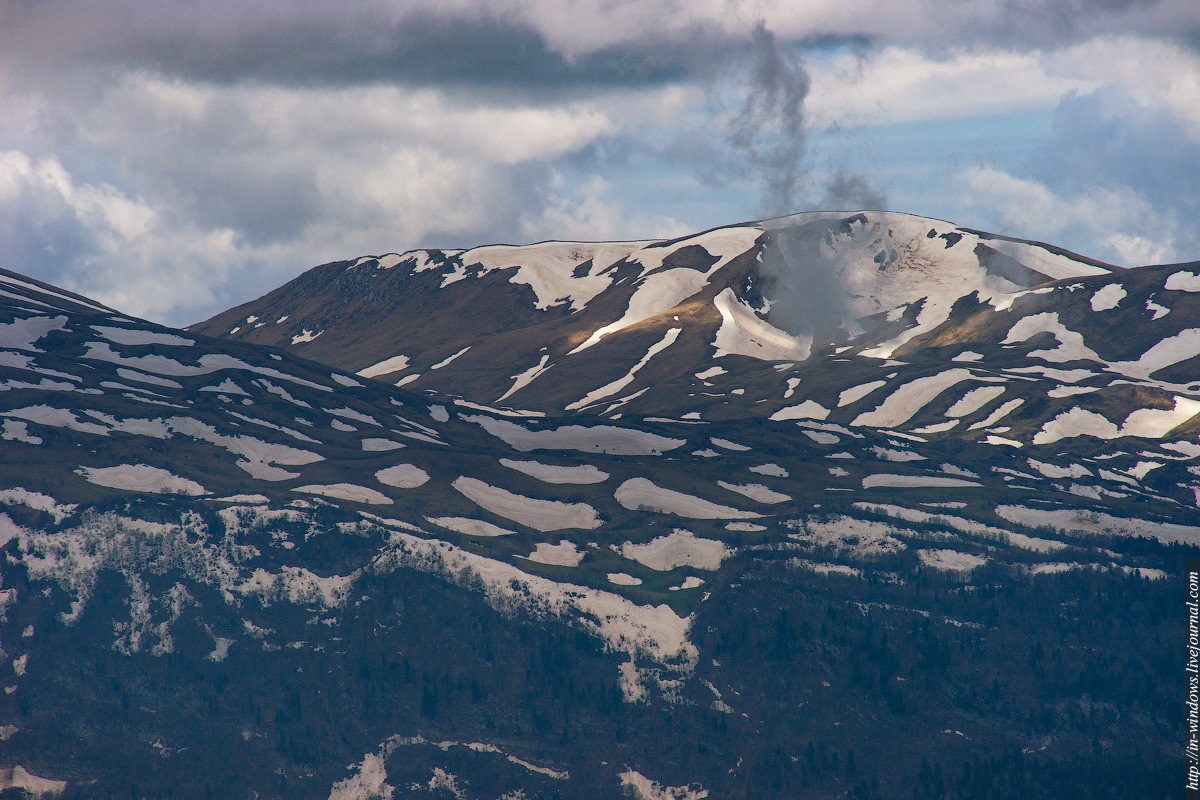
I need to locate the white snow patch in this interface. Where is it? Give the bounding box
[77,464,208,495]
[498,354,551,402]
[1008,365,1095,382]
[996,505,1200,545]
[115,367,182,389]
[1028,459,1092,479]
[967,399,1024,430]
[618,769,708,800]
[615,478,762,520]
[1048,385,1101,398]
[1,419,42,445]
[427,517,515,537]
[695,366,726,380]
[1128,460,1163,480]
[361,438,406,452]
[430,346,471,370]
[167,416,323,481]
[291,329,322,344]
[0,316,67,351]
[619,530,731,571]
[1111,329,1200,378]
[329,407,380,427]
[608,572,643,586]
[871,446,925,463]
[839,380,886,407]
[1146,298,1171,319]
[749,463,788,477]
[853,369,989,428]
[570,227,762,354]
[356,354,411,379]
[292,484,393,505]
[374,465,430,489]
[712,288,810,361]
[862,474,981,488]
[83,342,334,391]
[0,489,76,523]
[801,561,861,577]
[452,477,601,531]
[918,549,986,573]
[789,514,906,557]
[670,576,705,591]
[1089,284,1126,311]
[1164,441,1200,457]
[1166,271,1200,291]
[465,415,684,455]
[93,327,193,349]
[770,400,830,421]
[499,458,609,484]
[373,530,696,676]
[912,420,959,434]
[463,239,651,311]
[0,766,68,797]
[238,566,356,609]
[717,481,791,504]
[567,328,680,410]
[523,540,585,567]
[946,386,1006,418]
[985,435,1023,447]
[212,494,269,504]
[199,377,249,396]
[1002,313,1099,363]
[327,748,393,800]
[1033,398,1200,444]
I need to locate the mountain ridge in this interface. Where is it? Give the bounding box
[0,210,1188,798]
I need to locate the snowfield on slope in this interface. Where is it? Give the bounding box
[618,529,730,571]
[452,477,602,531]
[76,464,208,495]
[614,478,762,519]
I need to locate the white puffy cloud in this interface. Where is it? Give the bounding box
[806,46,1100,126]
[0,75,634,324]
[0,150,238,320]
[1043,36,1200,139]
[962,165,1179,266]
[520,174,690,242]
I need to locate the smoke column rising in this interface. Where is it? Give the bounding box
[723,22,889,343]
[728,21,811,217]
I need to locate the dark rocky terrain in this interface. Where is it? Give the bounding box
[0,211,1191,798]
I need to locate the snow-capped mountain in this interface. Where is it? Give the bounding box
[193,212,1113,420]
[0,213,1187,799]
[194,210,1200,461]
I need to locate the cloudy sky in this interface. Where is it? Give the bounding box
[1,0,1198,326]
